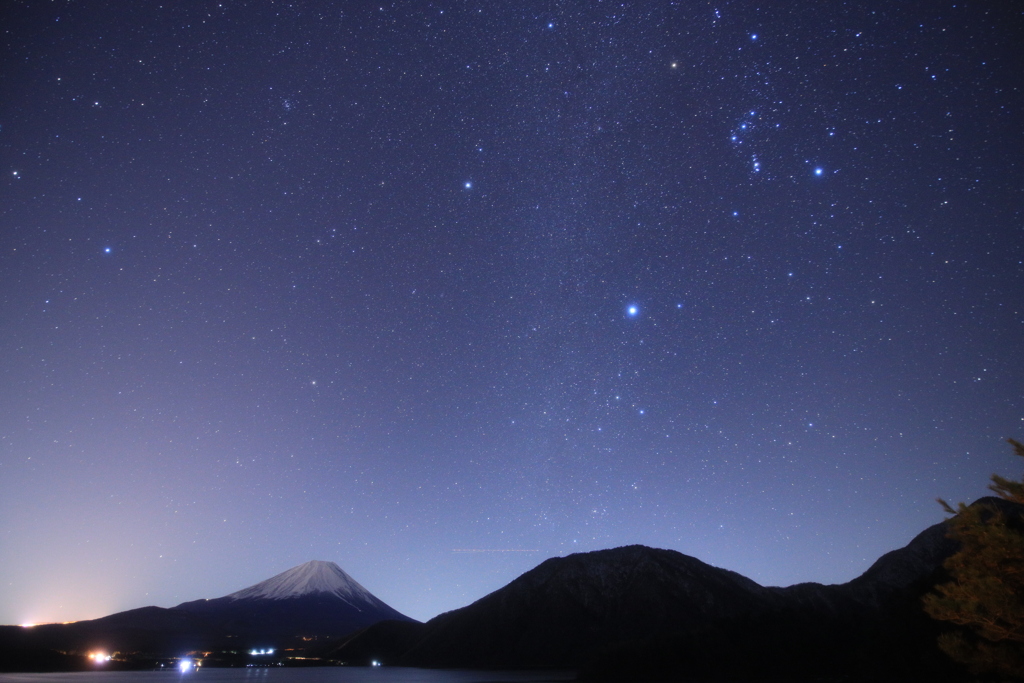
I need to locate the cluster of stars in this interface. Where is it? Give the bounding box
[0,0,1018,628]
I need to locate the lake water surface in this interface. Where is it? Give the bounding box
[0,669,575,683]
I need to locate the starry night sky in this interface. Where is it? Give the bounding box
[2,1,1022,626]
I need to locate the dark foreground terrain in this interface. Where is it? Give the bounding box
[333,499,1024,681]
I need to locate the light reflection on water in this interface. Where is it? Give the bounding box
[0,668,575,683]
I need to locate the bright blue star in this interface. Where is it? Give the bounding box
[104,247,112,254]
[464,181,472,189]
[626,305,639,318]
[814,167,824,176]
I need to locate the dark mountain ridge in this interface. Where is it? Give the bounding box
[400,545,779,668]
[334,498,1023,680]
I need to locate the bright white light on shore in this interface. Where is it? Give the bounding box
[179,659,192,672]
[372,660,381,667]
[20,623,35,628]
[89,652,112,663]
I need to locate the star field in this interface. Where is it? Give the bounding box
[0,1,1022,624]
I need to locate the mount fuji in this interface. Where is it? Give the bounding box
[172,559,412,640]
[1,560,414,660]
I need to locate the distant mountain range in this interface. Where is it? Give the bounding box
[331,497,1022,681]
[5,498,1021,679]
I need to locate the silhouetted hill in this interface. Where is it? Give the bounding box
[404,545,781,668]
[329,619,428,665]
[333,498,1024,680]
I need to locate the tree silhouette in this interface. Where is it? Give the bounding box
[923,439,1024,679]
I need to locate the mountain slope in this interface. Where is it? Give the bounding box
[400,545,781,668]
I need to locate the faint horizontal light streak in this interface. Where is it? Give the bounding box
[452,549,540,553]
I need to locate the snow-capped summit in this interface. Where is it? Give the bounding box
[166,559,416,640]
[227,560,377,603]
